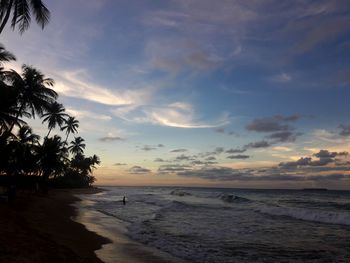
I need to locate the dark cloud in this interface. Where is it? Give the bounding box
[205,156,216,161]
[170,148,188,153]
[191,160,217,165]
[226,148,246,154]
[140,144,165,151]
[314,150,348,158]
[177,166,350,182]
[244,140,271,149]
[199,147,225,157]
[141,145,156,151]
[114,163,127,166]
[338,124,350,136]
[167,147,350,182]
[279,157,313,168]
[214,127,239,136]
[267,131,302,142]
[175,154,195,161]
[279,150,348,168]
[99,136,124,142]
[214,127,225,133]
[228,131,239,136]
[158,164,192,174]
[129,166,151,174]
[215,147,225,154]
[154,158,166,162]
[246,115,300,133]
[227,154,250,159]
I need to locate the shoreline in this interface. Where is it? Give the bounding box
[0,188,110,263]
[75,189,187,263]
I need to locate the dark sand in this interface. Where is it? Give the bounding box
[0,188,110,263]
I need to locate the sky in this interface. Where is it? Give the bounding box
[2,0,350,189]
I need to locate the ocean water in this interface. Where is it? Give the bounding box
[83,187,350,263]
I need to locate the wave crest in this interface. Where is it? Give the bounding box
[257,205,350,226]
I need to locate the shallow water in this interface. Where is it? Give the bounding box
[82,187,350,263]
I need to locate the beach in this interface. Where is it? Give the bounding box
[1,186,350,263]
[0,188,109,263]
[0,188,185,263]
[79,186,350,263]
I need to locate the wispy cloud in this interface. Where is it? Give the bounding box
[54,70,154,106]
[270,72,292,83]
[66,107,112,121]
[112,102,229,128]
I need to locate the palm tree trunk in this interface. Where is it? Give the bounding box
[7,101,25,134]
[0,0,14,34]
[46,127,52,138]
[64,132,70,144]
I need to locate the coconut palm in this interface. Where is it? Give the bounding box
[0,43,15,66]
[14,125,40,175]
[0,0,50,34]
[0,44,17,133]
[68,136,85,156]
[42,102,68,138]
[17,125,39,144]
[38,135,67,179]
[5,64,57,133]
[61,116,79,144]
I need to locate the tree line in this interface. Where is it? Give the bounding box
[0,1,100,191]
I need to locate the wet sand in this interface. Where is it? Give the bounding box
[0,188,110,263]
[75,194,187,263]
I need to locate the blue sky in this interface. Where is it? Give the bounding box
[2,0,350,188]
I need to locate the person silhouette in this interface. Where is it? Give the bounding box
[122,196,126,205]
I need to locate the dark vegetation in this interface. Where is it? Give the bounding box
[0,1,100,197]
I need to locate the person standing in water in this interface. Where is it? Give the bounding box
[122,196,126,205]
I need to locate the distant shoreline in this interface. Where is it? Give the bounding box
[0,188,110,263]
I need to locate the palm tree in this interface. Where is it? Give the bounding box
[68,136,85,156]
[42,102,68,138]
[0,0,50,34]
[38,135,67,179]
[0,44,17,133]
[87,154,100,173]
[0,43,15,66]
[17,125,39,144]
[5,64,57,133]
[15,125,40,175]
[61,116,79,144]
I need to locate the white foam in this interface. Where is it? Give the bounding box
[257,205,350,226]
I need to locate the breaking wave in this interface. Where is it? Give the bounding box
[257,205,350,226]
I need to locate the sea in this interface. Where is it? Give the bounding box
[78,187,350,263]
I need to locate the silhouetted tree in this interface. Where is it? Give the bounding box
[5,65,57,133]
[0,0,50,34]
[42,101,68,138]
[37,135,67,180]
[0,43,16,65]
[61,116,79,144]
[69,136,85,156]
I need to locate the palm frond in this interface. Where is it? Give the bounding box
[30,0,49,29]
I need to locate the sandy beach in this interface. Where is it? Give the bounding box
[0,188,186,263]
[0,188,110,263]
[74,190,187,263]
